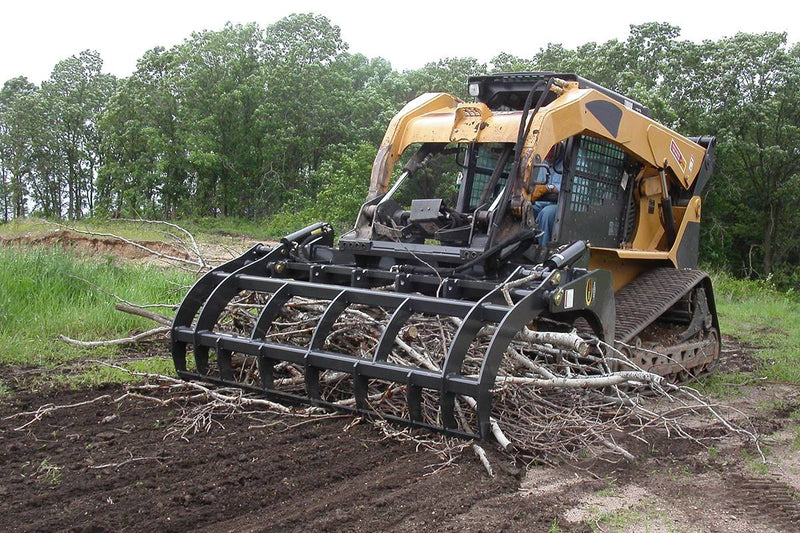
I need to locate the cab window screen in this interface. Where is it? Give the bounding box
[570,136,626,213]
[468,144,513,210]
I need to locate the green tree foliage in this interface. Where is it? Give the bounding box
[405,57,487,101]
[0,77,37,220]
[42,50,116,219]
[266,142,377,236]
[695,34,800,281]
[0,18,798,288]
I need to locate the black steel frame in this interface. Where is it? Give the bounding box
[171,224,613,439]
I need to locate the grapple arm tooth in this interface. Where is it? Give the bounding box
[373,298,413,362]
[406,381,423,422]
[218,349,234,381]
[303,354,321,399]
[352,362,368,410]
[308,290,350,350]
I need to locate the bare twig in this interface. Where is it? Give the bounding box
[114,304,173,326]
[59,326,169,347]
[89,454,171,470]
[7,395,115,430]
[115,218,207,269]
[67,274,178,310]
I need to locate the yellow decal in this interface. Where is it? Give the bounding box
[585,278,596,306]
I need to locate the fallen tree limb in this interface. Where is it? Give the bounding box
[520,328,589,356]
[489,371,663,389]
[59,326,169,347]
[114,304,173,326]
[472,444,494,477]
[99,363,292,414]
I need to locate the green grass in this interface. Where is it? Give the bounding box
[55,357,179,388]
[696,371,757,397]
[712,271,800,383]
[584,500,678,532]
[0,246,193,367]
[33,458,64,486]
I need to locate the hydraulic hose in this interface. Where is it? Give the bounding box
[399,229,537,277]
[487,77,555,248]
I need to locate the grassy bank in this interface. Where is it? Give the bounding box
[0,247,193,368]
[712,273,800,383]
[0,216,277,244]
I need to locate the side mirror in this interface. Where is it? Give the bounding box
[456,144,468,167]
[533,163,550,184]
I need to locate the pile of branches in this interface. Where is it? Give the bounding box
[211,292,758,467]
[54,219,761,472]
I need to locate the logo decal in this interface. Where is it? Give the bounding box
[670,139,686,172]
[585,278,596,306]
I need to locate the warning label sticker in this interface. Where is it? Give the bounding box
[670,139,686,172]
[564,289,574,309]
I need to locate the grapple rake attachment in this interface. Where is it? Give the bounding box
[171,225,611,439]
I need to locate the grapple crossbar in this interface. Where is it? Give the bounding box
[171,227,606,439]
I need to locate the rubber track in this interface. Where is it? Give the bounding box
[613,268,708,344]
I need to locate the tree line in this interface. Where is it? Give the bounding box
[0,15,798,287]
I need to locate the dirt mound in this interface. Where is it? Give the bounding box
[0,230,190,261]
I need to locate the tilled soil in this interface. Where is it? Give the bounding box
[0,381,558,533]
[1,339,799,532]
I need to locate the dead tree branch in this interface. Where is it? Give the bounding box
[59,327,169,347]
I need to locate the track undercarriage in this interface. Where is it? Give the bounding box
[614,269,720,381]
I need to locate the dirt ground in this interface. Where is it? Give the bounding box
[2,231,800,532]
[1,340,800,533]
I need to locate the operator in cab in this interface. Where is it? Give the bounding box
[531,143,564,245]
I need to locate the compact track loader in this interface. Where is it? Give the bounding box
[171,73,720,439]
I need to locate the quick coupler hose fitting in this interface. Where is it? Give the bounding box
[543,240,588,270]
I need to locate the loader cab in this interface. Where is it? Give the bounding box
[358,134,637,253]
[466,72,646,251]
[456,134,638,251]
[344,71,652,271]
[551,134,639,248]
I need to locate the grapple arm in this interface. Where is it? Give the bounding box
[171,227,614,439]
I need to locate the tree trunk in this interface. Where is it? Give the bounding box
[763,202,776,275]
[1,166,8,223]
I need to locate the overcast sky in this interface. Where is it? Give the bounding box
[1,0,797,84]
